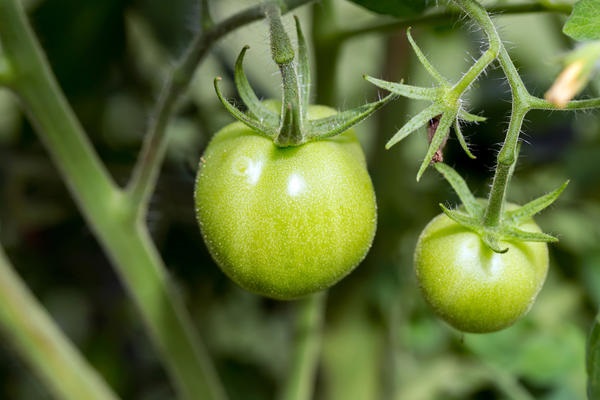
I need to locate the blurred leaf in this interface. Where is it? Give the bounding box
[345,0,433,18]
[563,0,600,41]
[588,312,600,399]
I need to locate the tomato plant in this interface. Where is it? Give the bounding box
[2,0,600,399]
[194,104,377,299]
[414,208,549,333]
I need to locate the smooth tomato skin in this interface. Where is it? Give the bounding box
[194,105,377,300]
[414,209,549,333]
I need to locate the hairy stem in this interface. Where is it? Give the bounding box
[280,293,327,400]
[0,245,119,400]
[334,1,572,42]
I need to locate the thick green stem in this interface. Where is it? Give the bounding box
[280,293,327,400]
[266,5,304,146]
[483,109,526,227]
[0,1,225,399]
[0,245,119,400]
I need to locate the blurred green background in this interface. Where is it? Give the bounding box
[0,0,597,399]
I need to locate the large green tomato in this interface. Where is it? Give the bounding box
[194,105,377,300]
[414,208,549,333]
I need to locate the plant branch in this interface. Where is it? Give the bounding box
[0,0,226,398]
[335,1,573,42]
[126,0,316,218]
[280,293,327,400]
[0,245,119,400]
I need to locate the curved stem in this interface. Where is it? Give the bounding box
[451,0,501,94]
[126,0,316,218]
[0,1,226,398]
[334,1,572,42]
[0,245,119,400]
[280,293,327,400]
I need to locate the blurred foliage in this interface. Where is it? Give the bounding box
[0,0,598,399]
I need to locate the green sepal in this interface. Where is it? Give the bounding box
[417,111,454,181]
[459,109,486,122]
[504,181,569,224]
[364,75,438,100]
[308,93,396,140]
[434,163,481,216]
[481,232,509,253]
[435,163,564,252]
[501,226,558,243]
[214,77,278,137]
[385,103,443,149]
[407,27,448,85]
[234,46,280,126]
[294,15,310,119]
[454,119,476,159]
[215,13,392,147]
[439,204,480,230]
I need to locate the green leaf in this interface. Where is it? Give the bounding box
[346,0,432,18]
[563,0,600,41]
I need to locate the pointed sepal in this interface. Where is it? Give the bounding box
[234,46,280,126]
[385,104,443,149]
[364,75,438,100]
[417,111,454,181]
[434,163,481,216]
[308,93,396,140]
[454,120,477,159]
[407,27,448,85]
[214,77,278,137]
[504,181,569,223]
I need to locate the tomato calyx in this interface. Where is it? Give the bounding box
[434,163,568,253]
[213,7,394,147]
[365,28,487,181]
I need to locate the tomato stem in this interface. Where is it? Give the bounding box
[266,6,306,146]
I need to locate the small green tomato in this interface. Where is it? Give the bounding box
[194,105,377,300]
[414,208,549,333]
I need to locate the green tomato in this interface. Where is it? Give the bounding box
[414,208,549,333]
[194,104,377,300]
